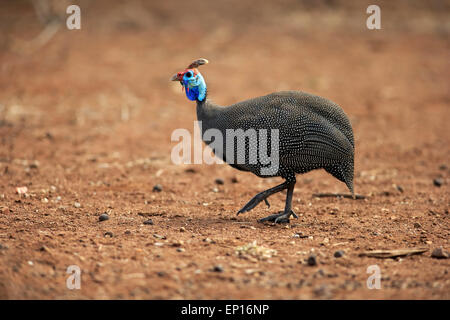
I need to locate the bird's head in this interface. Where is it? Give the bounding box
[171,58,208,102]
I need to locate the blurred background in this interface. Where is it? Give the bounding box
[0,0,449,299]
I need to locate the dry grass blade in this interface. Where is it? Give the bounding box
[359,248,428,259]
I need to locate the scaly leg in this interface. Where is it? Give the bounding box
[259,181,297,223]
[236,181,290,215]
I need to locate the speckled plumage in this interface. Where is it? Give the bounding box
[197,91,354,194]
[172,59,355,223]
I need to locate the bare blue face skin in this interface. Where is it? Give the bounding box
[182,70,207,101]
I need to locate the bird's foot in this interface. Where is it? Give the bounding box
[237,193,270,215]
[258,210,298,224]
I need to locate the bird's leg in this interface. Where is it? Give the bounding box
[259,181,297,224]
[237,181,290,215]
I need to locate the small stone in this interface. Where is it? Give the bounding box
[307,255,317,266]
[171,240,184,247]
[439,164,447,171]
[16,186,28,194]
[41,198,49,203]
[177,248,185,252]
[214,178,224,185]
[431,247,449,259]
[104,231,114,238]
[29,162,39,169]
[1,207,10,214]
[334,250,344,258]
[413,222,422,229]
[180,227,186,232]
[329,208,339,215]
[99,213,109,222]
[153,234,166,240]
[293,232,308,239]
[231,177,238,183]
[433,178,443,187]
[74,202,81,208]
[143,219,154,225]
[212,187,219,193]
[212,265,224,272]
[152,184,163,192]
[316,269,325,277]
[396,185,404,193]
[124,230,131,235]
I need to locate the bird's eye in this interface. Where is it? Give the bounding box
[185,71,192,78]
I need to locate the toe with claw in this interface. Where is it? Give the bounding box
[258,210,298,224]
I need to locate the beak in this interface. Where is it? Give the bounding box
[170,73,180,81]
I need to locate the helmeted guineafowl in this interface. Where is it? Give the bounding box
[171,58,355,223]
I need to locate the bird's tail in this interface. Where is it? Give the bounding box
[341,162,355,199]
[325,160,355,198]
[324,163,355,198]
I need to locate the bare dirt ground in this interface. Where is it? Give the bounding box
[0,0,449,299]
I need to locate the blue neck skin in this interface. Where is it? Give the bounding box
[183,72,207,102]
